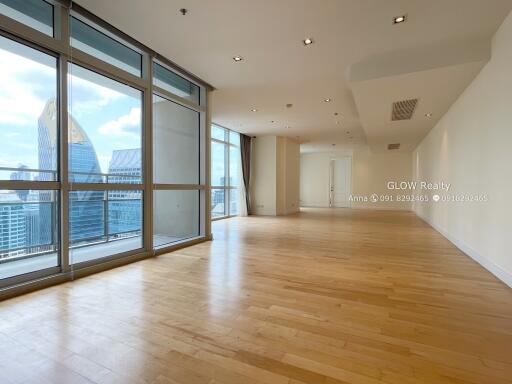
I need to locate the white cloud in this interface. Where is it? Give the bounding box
[69,73,123,105]
[0,48,54,126]
[98,107,141,137]
[67,70,128,119]
[0,44,128,127]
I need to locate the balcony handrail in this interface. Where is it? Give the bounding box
[0,166,58,174]
[0,167,141,179]
[0,201,56,206]
[1,198,141,205]
[69,197,142,201]
[70,170,141,179]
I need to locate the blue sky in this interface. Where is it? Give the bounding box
[0,37,141,178]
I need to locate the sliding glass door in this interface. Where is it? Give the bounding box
[67,63,144,264]
[0,0,209,293]
[0,33,60,282]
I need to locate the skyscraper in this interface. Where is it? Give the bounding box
[107,149,142,238]
[39,99,104,245]
[0,192,26,259]
[2,100,144,260]
[37,100,142,248]
[108,149,141,185]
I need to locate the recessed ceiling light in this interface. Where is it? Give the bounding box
[393,14,407,24]
[270,120,276,123]
[324,98,332,103]
[233,56,243,62]
[303,37,314,46]
[425,113,433,118]
[250,108,258,112]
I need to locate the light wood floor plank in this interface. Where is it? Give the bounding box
[0,208,511,384]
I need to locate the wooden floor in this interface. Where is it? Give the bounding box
[1,209,511,384]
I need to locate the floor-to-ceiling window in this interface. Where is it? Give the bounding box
[0,32,59,281]
[152,65,204,248]
[211,124,240,219]
[67,63,144,264]
[0,0,210,294]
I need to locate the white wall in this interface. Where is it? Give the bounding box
[300,146,412,210]
[284,138,300,214]
[413,11,512,287]
[251,136,300,215]
[276,137,286,215]
[352,147,412,210]
[300,149,352,207]
[251,136,277,215]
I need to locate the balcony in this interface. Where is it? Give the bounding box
[0,195,143,280]
[1,166,201,282]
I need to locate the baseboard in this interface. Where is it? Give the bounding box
[251,210,276,216]
[415,210,512,288]
[299,203,329,208]
[351,205,411,211]
[300,205,411,211]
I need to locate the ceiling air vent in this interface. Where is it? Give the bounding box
[388,143,400,150]
[391,98,418,121]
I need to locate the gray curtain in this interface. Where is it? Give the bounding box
[240,134,252,214]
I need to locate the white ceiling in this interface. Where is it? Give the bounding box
[349,38,491,152]
[76,0,512,152]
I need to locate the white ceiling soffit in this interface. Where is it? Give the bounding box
[75,0,512,152]
[349,38,490,152]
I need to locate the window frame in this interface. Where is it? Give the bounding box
[0,29,61,286]
[0,1,212,295]
[151,88,206,250]
[69,13,143,77]
[211,124,240,221]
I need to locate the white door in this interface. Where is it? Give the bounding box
[330,158,351,207]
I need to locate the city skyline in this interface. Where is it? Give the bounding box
[1,97,142,260]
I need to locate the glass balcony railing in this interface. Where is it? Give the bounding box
[0,196,58,263]
[0,194,142,261]
[0,193,60,279]
[69,192,142,248]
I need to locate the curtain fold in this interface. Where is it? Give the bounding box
[240,134,252,215]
